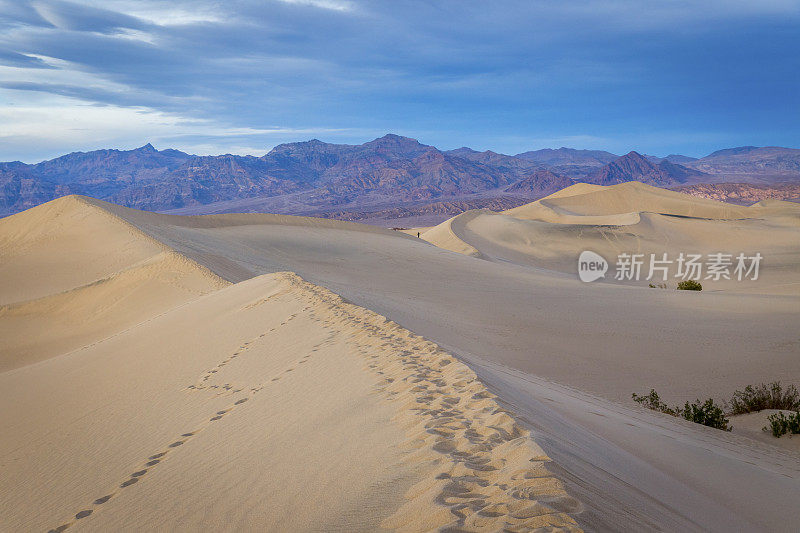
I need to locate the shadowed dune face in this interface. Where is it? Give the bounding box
[423,182,800,294]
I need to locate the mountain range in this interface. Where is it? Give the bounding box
[584,151,707,187]
[2,134,799,220]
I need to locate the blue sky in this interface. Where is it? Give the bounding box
[0,0,798,162]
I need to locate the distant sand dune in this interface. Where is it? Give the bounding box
[422,182,800,294]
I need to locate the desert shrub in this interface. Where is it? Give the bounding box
[677,280,702,291]
[632,389,676,415]
[763,411,800,438]
[679,398,731,431]
[633,389,731,431]
[728,382,800,415]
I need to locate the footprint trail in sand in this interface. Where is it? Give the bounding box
[46,272,580,532]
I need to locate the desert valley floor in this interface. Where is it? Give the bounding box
[1,183,799,532]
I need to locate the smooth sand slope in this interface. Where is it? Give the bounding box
[423,182,800,294]
[0,197,580,532]
[0,196,228,372]
[76,192,800,531]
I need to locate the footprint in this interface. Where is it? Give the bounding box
[234,398,248,405]
[94,495,112,505]
[168,441,184,448]
[149,453,166,460]
[181,432,195,437]
[131,470,147,477]
[146,459,160,466]
[210,416,222,421]
[120,478,138,488]
[75,510,92,519]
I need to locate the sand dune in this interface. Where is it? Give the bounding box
[0,197,581,531]
[0,196,228,371]
[65,190,799,531]
[0,249,228,372]
[523,181,753,218]
[422,181,800,293]
[2,190,799,531]
[0,196,183,305]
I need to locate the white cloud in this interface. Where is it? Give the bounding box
[0,54,205,110]
[0,94,198,141]
[275,0,354,12]
[0,55,132,92]
[77,0,225,26]
[112,28,157,44]
[0,90,351,161]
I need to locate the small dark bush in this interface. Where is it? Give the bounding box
[632,389,676,415]
[728,382,800,415]
[677,280,702,291]
[648,283,667,289]
[679,398,731,431]
[633,389,731,431]
[763,411,800,438]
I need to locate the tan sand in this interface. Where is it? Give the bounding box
[398,227,432,236]
[75,190,800,531]
[0,197,580,531]
[422,181,800,294]
[0,196,229,372]
[729,410,800,454]
[0,195,176,305]
[3,189,799,531]
[0,250,229,372]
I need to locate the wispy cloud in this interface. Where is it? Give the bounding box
[0,0,797,161]
[276,0,354,12]
[0,90,356,161]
